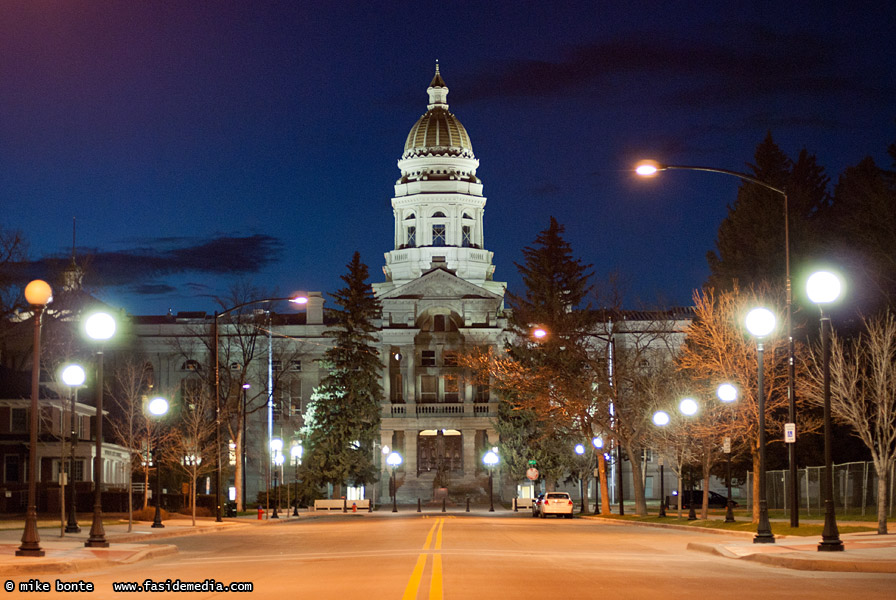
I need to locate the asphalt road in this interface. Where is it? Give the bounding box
[40,513,895,599]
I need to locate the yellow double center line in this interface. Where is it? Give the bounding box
[402,517,445,600]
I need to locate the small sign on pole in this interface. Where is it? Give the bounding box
[526,467,539,481]
[784,423,796,444]
[722,437,731,454]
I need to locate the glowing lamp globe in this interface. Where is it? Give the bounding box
[61,364,86,387]
[745,307,776,338]
[806,271,842,305]
[24,280,53,306]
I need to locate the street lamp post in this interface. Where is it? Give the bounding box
[484,449,499,512]
[291,443,302,516]
[241,383,250,511]
[17,280,52,557]
[212,296,307,522]
[807,271,845,552]
[746,307,777,544]
[387,451,402,512]
[718,383,739,523]
[270,438,282,519]
[84,311,116,548]
[148,397,169,528]
[592,437,602,515]
[61,364,86,533]
[636,160,799,527]
[574,444,586,513]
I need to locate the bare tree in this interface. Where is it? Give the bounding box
[676,286,814,522]
[803,312,896,534]
[165,384,217,525]
[106,357,157,530]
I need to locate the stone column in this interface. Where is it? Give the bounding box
[404,429,418,476]
[462,430,477,483]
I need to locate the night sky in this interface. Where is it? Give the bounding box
[2,1,894,315]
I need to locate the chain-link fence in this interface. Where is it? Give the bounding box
[746,461,895,517]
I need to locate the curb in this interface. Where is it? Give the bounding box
[0,544,179,576]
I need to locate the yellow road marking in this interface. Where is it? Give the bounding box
[402,518,445,599]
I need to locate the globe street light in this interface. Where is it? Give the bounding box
[16,280,52,557]
[387,451,402,512]
[270,438,283,519]
[291,443,303,516]
[61,363,86,534]
[84,310,116,548]
[147,397,169,528]
[745,307,776,544]
[717,383,739,523]
[807,270,845,552]
[483,449,499,512]
[592,436,603,514]
[636,159,800,527]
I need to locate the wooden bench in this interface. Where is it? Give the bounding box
[513,497,536,510]
[313,498,370,511]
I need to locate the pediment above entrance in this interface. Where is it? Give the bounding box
[378,267,501,302]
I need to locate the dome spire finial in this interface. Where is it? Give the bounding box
[427,62,448,108]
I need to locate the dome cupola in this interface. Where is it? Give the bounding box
[402,63,474,161]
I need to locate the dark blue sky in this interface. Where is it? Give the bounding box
[2,1,894,315]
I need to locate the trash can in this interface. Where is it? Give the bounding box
[224,501,237,517]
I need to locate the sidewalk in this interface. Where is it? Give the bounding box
[0,514,290,576]
[588,515,896,573]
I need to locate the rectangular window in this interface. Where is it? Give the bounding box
[290,360,302,372]
[443,351,458,367]
[4,455,21,483]
[474,384,490,402]
[432,224,446,247]
[420,376,437,402]
[11,408,27,432]
[406,226,416,247]
[444,377,459,403]
[391,373,403,403]
[462,225,472,247]
[272,360,283,371]
[421,350,436,367]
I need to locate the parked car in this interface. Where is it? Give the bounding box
[539,492,574,518]
[668,490,737,509]
[531,493,545,518]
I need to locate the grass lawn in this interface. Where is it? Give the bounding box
[592,513,879,536]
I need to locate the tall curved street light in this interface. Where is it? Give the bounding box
[84,311,116,548]
[807,270,845,552]
[483,449,499,512]
[147,397,169,528]
[746,307,776,544]
[17,280,52,557]
[387,451,402,512]
[61,363,86,534]
[636,160,799,527]
[212,295,308,522]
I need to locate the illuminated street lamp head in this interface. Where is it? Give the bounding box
[270,438,283,453]
[635,160,664,177]
[483,450,499,467]
[679,397,699,416]
[61,364,86,387]
[381,445,390,455]
[387,451,402,468]
[148,397,169,417]
[806,270,843,305]
[592,436,603,449]
[24,279,53,306]
[291,444,303,461]
[85,312,116,341]
[274,453,284,466]
[531,326,548,340]
[289,294,309,305]
[652,410,670,426]
[745,307,776,338]
[717,383,738,403]
[575,444,585,455]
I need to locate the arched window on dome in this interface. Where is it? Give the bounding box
[405,213,415,220]
[462,213,472,219]
[431,211,446,218]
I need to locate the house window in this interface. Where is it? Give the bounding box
[421,350,436,367]
[54,459,85,483]
[391,373,403,403]
[432,211,446,218]
[406,226,416,247]
[443,351,458,367]
[474,384,490,402]
[275,378,302,418]
[181,359,200,371]
[180,378,203,405]
[272,360,283,371]
[433,315,446,332]
[290,360,302,372]
[11,408,27,432]
[462,225,472,247]
[432,224,446,247]
[4,455,21,483]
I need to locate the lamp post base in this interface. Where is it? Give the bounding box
[753,500,775,544]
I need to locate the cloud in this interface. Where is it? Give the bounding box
[9,234,283,289]
[463,25,891,107]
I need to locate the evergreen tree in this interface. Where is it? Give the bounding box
[706,133,830,293]
[302,252,383,494]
